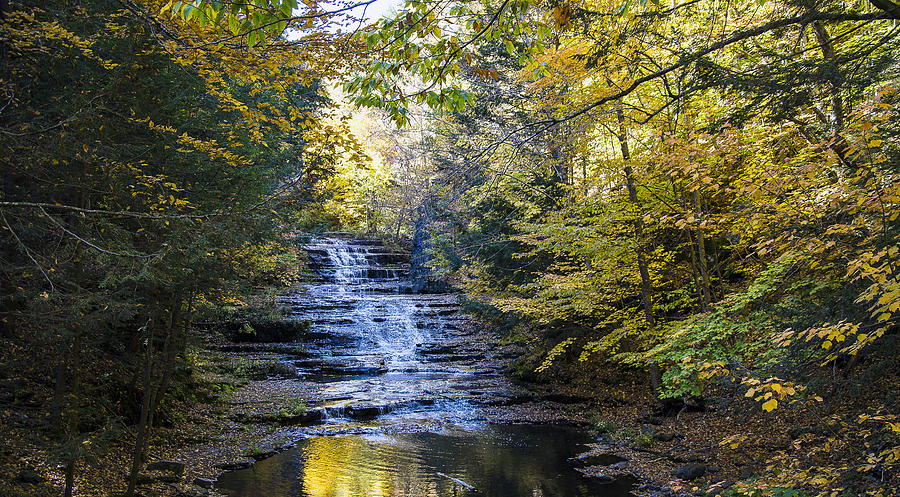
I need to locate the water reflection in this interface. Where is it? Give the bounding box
[216,425,633,497]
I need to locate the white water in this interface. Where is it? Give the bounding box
[280,237,477,427]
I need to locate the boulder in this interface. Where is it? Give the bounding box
[674,463,707,480]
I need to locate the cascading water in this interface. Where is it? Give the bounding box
[280,236,472,426]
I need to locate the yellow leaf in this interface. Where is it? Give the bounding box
[762,398,778,412]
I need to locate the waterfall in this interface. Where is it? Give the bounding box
[280,236,472,426]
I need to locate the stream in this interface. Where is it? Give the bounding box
[215,237,634,497]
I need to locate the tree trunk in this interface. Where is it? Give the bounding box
[63,457,76,497]
[693,190,711,312]
[616,106,655,327]
[685,230,704,311]
[50,342,67,430]
[125,322,153,497]
[616,103,660,394]
[809,19,852,162]
[810,20,844,129]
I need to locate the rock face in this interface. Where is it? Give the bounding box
[674,463,707,480]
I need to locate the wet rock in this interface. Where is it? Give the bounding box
[318,365,387,376]
[471,369,495,376]
[591,472,616,482]
[423,353,485,363]
[346,404,383,420]
[145,460,185,475]
[232,408,322,426]
[674,463,707,480]
[416,344,455,355]
[193,478,215,489]
[282,409,324,425]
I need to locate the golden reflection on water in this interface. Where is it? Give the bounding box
[300,436,441,497]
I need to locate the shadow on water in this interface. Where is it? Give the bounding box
[216,425,634,497]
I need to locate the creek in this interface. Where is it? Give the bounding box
[215,237,634,497]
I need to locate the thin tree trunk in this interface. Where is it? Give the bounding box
[616,104,661,394]
[810,21,844,129]
[63,457,76,497]
[693,190,711,312]
[125,322,153,497]
[685,230,704,310]
[616,106,655,326]
[809,19,852,162]
[711,247,724,301]
[147,294,181,440]
[50,343,67,429]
